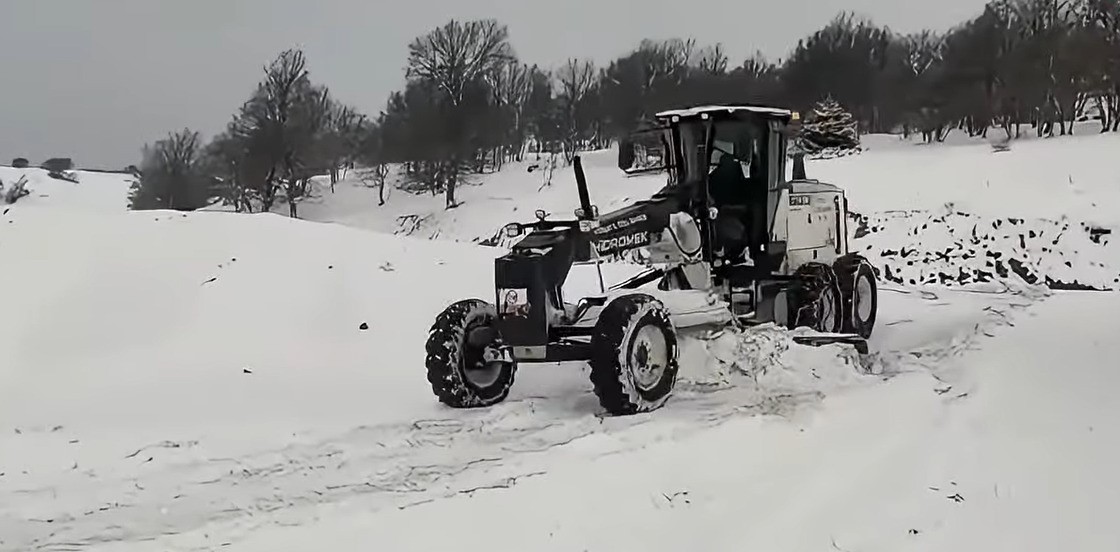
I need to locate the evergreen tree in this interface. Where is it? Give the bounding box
[798,97,861,154]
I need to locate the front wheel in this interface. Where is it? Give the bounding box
[424,299,517,408]
[588,294,680,416]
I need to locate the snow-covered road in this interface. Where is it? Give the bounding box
[215,292,1120,552]
[3,278,1051,551]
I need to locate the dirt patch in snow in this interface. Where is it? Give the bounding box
[850,209,1118,291]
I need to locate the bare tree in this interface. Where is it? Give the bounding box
[696,43,729,75]
[556,58,598,162]
[227,49,312,212]
[484,60,533,168]
[221,48,340,218]
[319,102,366,188]
[129,128,211,210]
[406,19,514,208]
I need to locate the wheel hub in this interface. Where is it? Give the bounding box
[856,274,873,322]
[463,326,508,388]
[631,325,668,391]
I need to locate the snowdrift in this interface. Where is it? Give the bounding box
[0,166,132,213]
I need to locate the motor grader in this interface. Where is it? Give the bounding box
[424,104,878,416]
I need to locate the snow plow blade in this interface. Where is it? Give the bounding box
[791,333,870,355]
[586,289,871,355]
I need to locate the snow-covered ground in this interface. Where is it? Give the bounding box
[263,123,1120,244]
[228,292,1120,552]
[0,167,134,214]
[2,126,1119,551]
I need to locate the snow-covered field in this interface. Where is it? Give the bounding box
[2,126,1119,551]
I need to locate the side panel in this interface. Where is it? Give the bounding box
[494,254,549,348]
[587,194,680,257]
[787,190,843,268]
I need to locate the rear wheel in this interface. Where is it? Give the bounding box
[834,254,878,338]
[789,262,843,333]
[588,294,680,416]
[424,299,517,408]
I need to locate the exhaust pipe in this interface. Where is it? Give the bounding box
[792,153,807,181]
[573,156,594,219]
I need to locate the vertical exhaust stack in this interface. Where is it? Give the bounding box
[573,155,594,219]
[792,152,807,181]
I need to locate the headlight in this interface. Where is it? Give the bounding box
[574,206,600,218]
[504,223,523,238]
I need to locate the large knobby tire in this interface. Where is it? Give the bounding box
[424,299,516,409]
[789,262,843,333]
[834,254,878,338]
[588,294,680,416]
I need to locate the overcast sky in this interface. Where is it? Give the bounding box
[0,0,989,169]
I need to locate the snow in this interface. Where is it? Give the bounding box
[3,125,1120,551]
[0,166,133,214]
[812,123,1120,226]
[208,147,667,245]
[655,104,794,119]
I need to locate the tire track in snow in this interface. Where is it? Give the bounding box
[6,285,1046,552]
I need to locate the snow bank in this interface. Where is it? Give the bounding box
[0,167,132,213]
[0,208,498,474]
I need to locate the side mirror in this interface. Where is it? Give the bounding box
[619,126,668,175]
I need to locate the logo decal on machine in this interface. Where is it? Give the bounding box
[591,232,653,255]
[592,213,648,236]
[499,288,530,318]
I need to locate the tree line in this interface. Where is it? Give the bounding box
[129,0,1120,213]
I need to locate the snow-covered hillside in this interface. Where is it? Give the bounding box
[0,166,133,214]
[276,124,1120,290]
[2,126,1120,551]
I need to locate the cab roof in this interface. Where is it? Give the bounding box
[654,104,793,121]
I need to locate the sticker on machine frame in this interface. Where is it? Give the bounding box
[499,288,531,318]
[789,195,811,206]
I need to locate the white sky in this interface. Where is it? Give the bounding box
[0,0,990,168]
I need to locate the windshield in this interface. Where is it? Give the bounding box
[708,120,761,176]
